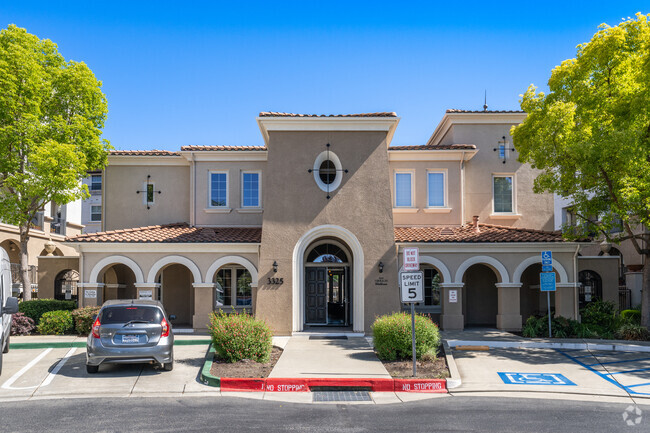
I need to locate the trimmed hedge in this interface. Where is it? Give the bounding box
[71,306,101,335]
[208,310,273,363]
[372,312,440,361]
[19,299,76,324]
[37,310,74,335]
[620,309,641,325]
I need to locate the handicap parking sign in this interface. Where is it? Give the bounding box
[498,372,576,386]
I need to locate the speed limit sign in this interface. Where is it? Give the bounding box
[399,271,424,303]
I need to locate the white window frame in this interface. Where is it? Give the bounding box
[90,205,102,222]
[214,266,252,309]
[313,151,343,193]
[394,170,415,208]
[140,181,157,207]
[208,170,229,209]
[90,174,102,192]
[492,173,516,214]
[426,169,447,208]
[241,171,261,208]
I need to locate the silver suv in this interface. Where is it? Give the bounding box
[86,299,174,373]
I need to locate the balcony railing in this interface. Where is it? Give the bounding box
[50,217,66,236]
[10,263,38,285]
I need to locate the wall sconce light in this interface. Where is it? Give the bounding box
[273,261,278,273]
[378,261,384,273]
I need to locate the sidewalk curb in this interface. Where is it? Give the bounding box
[442,341,462,389]
[446,339,650,353]
[199,345,447,393]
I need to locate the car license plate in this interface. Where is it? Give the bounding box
[122,335,139,344]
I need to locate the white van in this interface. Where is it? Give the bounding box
[1,248,19,375]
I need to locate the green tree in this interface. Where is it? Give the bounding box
[511,13,650,327]
[0,25,111,300]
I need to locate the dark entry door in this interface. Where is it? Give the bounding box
[306,267,327,324]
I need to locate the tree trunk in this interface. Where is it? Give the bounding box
[19,226,32,301]
[641,255,650,329]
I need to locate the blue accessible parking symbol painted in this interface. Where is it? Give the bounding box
[498,372,576,386]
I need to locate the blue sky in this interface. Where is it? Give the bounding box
[1,2,647,150]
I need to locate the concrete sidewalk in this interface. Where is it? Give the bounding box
[269,336,391,379]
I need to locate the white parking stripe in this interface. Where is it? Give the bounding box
[41,347,76,387]
[1,348,53,390]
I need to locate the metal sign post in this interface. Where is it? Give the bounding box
[400,270,423,377]
[540,251,556,338]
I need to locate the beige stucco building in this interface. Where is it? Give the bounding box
[66,110,607,334]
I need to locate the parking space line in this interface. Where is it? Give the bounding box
[557,350,650,396]
[1,349,53,390]
[41,347,76,387]
[627,382,650,389]
[587,357,650,367]
[608,368,650,376]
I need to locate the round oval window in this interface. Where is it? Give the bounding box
[319,160,336,185]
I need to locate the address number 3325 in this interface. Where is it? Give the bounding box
[267,277,284,285]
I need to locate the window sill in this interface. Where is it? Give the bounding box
[392,208,419,214]
[236,208,263,214]
[423,207,452,214]
[490,213,522,219]
[204,207,232,214]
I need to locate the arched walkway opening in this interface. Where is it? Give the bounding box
[462,264,498,327]
[101,264,137,301]
[152,262,197,327]
[54,269,79,303]
[519,264,556,323]
[0,240,20,264]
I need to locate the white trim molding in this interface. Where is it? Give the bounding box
[88,255,145,284]
[292,224,365,333]
[512,256,569,284]
[454,255,509,284]
[418,255,452,284]
[147,255,203,284]
[393,169,415,208]
[313,150,343,193]
[204,256,259,288]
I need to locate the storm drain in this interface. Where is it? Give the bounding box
[312,391,372,402]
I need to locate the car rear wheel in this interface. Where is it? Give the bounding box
[86,364,99,374]
[163,359,173,371]
[3,335,10,353]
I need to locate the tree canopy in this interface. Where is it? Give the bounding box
[0,24,111,299]
[511,13,650,326]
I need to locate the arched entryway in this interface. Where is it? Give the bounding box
[579,270,602,309]
[462,264,499,327]
[304,239,352,327]
[101,264,137,301]
[54,269,79,303]
[518,263,559,323]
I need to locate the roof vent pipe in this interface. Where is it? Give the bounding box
[472,215,480,233]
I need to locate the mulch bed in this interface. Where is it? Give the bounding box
[210,346,283,378]
[378,348,450,379]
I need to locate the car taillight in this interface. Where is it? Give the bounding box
[161,317,170,337]
[92,317,101,339]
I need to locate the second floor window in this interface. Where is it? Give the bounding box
[395,172,413,207]
[90,174,102,192]
[210,172,228,207]
[427,172,445,207]
[493,175,513,213]
[91,205,102,222]
[242,172,260,207]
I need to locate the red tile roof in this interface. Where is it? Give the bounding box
[259,112,398,118]
[180,145,267,151]
[389,144,476,151]
[394,224,566,243]
[110,150,181,156]
[446,109,525,114]
[67,223,261,243]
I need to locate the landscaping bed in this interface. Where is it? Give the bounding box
[378,347,450,379]
[210,346,283,378]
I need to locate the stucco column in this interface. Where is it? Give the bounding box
[250,282,258,317]
[78,283,104,307]
[134,283,160,301]
[193,283,215,332]
[440,283,464,330]
[556,283,578,320]
[496,283,523,331]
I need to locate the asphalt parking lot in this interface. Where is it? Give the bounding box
[0,342,216,401]
[452,347,650,400]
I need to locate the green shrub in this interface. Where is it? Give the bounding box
[580,300,619,337]
[208,310,273,363]
[616,323,650,341]
[37,310,74,335]
[372,312,441,361]
[71,306,101,335]
[19,299,77,324]
[11,312,35,335]
[620,309,641,325]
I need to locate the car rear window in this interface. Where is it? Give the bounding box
[100,306,162,324]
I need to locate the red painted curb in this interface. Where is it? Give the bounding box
[219,377,448,393]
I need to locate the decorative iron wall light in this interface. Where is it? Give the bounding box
[136,175,161,209]
[273,261,278,273]
[378,261,384,273]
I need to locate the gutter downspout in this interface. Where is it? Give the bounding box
[190,153,196,227]
[573,244,580,320]
[460,151,466,225]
